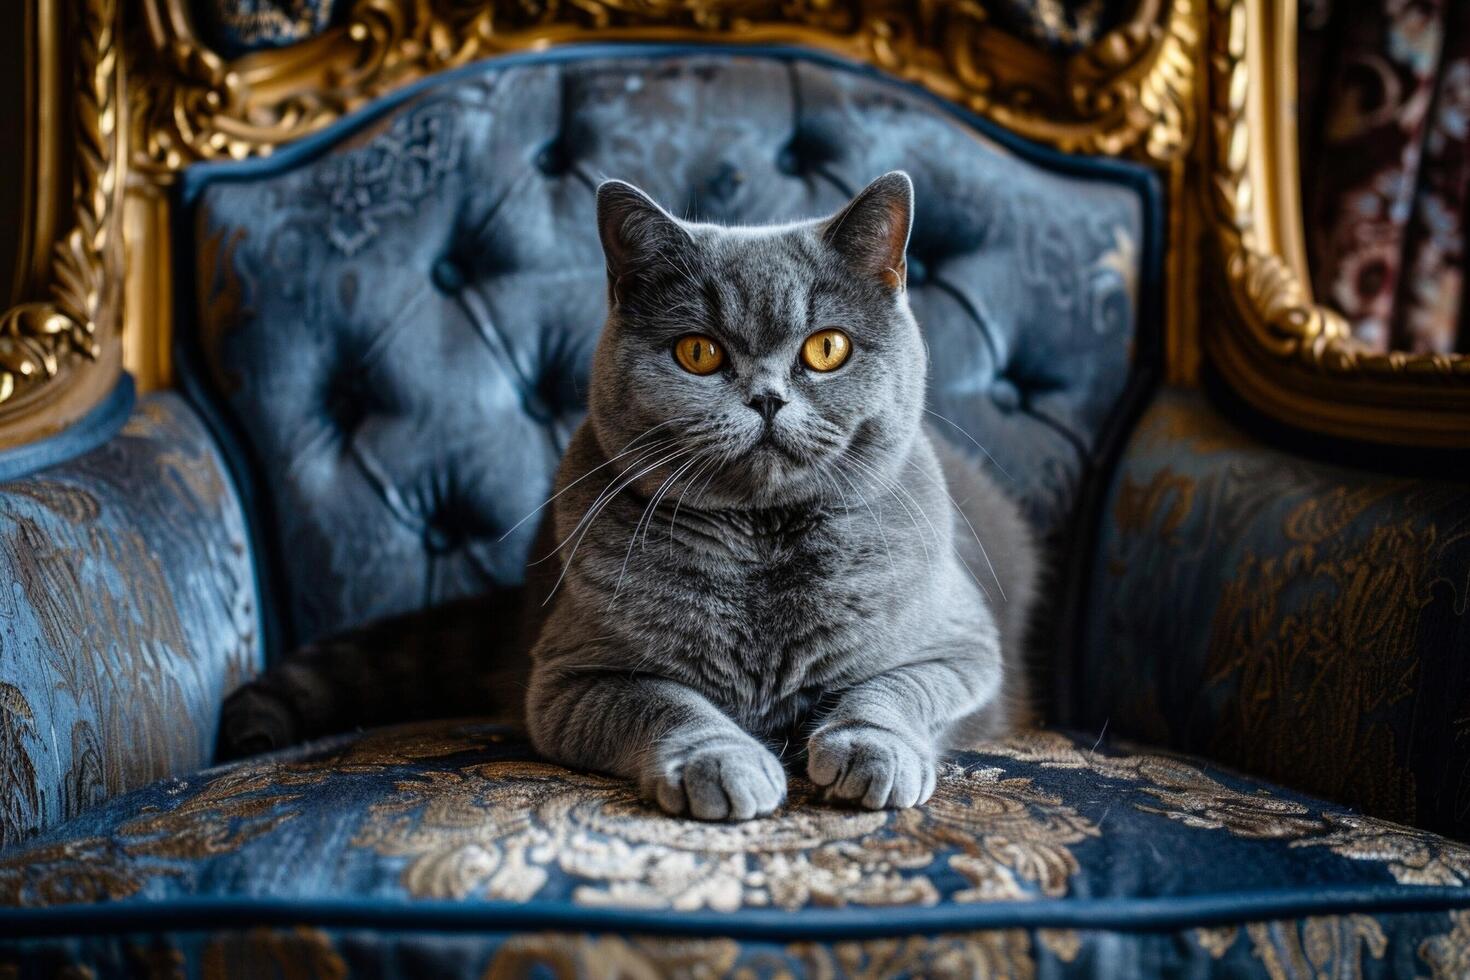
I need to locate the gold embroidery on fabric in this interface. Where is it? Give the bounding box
[0,417,257,846]
[0,766,307,906]
[0,684,41,845]
[485,934,741,980]
[1419,910,1470,979]
[1299,814,1470,886]
[352,754,1097,909]
[9,724,1470,916]
[1191,916,1389,978]
[1098,395,1470,830]
[986,730,1470,883]
[126,941,186,980]
[482,931,1041,980]
[1205,502,1448,823]
[1193,925,1239,959]
[983,730,1322,838]
[200,926,347,980]
[788,930,1036,980]
[1246,916,1387,980]
[1113,468,1195,544]
[1132,396,1255,454]
[1036,928,1081,963]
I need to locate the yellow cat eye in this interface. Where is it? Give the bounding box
[673,334,726,375]
[801,329,852,372]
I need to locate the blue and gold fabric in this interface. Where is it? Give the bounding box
[3,720,1470,976]
[181,47,1156,652]
[1080,388,1470,842]
[0,393,261,851]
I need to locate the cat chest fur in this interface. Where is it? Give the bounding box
[568,495,925,736]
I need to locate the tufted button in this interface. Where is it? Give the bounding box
[990,377,1022,414]
[535,139,571,176]
[326,368,372,433]
[776,143,802,176]
[907,256,928,285]
[702,162,744,205]
[522,390,553,426]
[431,256,465,293]
[423,514,461,554]
[778,125,839,178]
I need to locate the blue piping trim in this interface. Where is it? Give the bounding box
[173,42,1165,663]
[0,374,136,484]
[2,886,1468,941]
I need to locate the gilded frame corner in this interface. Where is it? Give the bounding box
[0,0,125,450]
[1203,0,1470,448]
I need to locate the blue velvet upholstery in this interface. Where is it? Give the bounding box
[1079,388,1470,843]
[182,46,1155,651]
[4,721,1470,976]
[0,393,261,850]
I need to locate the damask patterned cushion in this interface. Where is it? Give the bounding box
[180,45,1157,654]
[1079,388,1470,841]
[2,721,1469,975]
[0,393,261,851]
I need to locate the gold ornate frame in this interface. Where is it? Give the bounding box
[4,0,1467,451]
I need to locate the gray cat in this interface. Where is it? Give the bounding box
[523,172,1038,820]
[216,173,1038,822]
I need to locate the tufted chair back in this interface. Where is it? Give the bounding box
[179,46,1160,660]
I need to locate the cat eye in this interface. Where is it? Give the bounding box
[673,334,726,375]
[801,329,852,372]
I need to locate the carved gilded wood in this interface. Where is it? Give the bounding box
[1203,0,1470,447]
[3,0,1466,450]
[0,0,125,449]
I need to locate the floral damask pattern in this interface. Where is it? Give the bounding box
[6,721,1470,916]
[4,912,1469,977]
[1301,0,1470,352]
[0,395,260,849]
[352,757,1097,909]
[4,720,1470,974]
[1193,916,1390,979]
[1082,389,1470,842]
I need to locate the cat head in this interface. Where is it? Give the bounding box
[587,172,926,509]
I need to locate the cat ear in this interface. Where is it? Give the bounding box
[596,180,692,301]
[820,171,913,291]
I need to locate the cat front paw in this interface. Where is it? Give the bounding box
[643,736,787,821]
[807,723,937,810]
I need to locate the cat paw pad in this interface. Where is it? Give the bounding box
[645,738,787,821]
[807,724,936,810]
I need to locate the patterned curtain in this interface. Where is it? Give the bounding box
[1301,0,1470,354]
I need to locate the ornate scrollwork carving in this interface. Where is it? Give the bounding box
[1,0,122,410]
[130,0,1198,175]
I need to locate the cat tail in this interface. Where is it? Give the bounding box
[927,426,1043,734]
[216,588,532,762]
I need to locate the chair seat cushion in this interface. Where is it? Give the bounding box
[3,722,1469,975]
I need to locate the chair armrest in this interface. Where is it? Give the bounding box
[0,392,260,850]
[1077,388,1470,840]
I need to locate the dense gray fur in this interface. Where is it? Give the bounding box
[525,172,1039,820]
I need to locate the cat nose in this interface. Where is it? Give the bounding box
[747,393,786,425]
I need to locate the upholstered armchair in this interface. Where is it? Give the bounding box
[2,0,1469,974]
